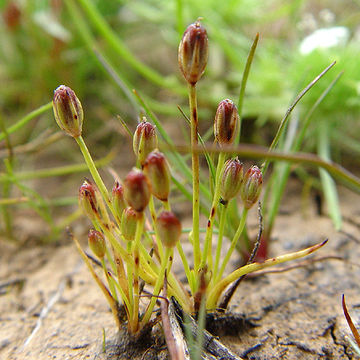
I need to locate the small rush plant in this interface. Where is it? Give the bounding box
[52,20,326,338]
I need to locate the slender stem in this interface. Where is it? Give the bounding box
[149,196,164,260]
[207,240,327,309]
[162,200,170,211]
[200,151,226,271]
[261,61,336,175]
[104,245,117,273]
[236,33,259,145]
[73,235,121,329]
[0,152,114,183]
[96,219,156,285]
[75,136,112,208]
[0,102,52,142]
[317,120,342,229]
[101,258,118,302]
[188,83,201,271]
[126,241,134,316]
[141,246,172,327]
[113,248,130,303]
[131,213,144,333]
[217,208,248,282]
[176,241,194,294]
[213,203,228,280]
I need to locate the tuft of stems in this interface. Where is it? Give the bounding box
[50,19,337,340]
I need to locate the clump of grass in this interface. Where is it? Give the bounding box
[51,21,332,352]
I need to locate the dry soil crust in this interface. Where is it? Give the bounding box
[1,188,360,359]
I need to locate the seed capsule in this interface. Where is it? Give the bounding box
[157,211,182,248]
[78,179,100,221]
[123,168,151,212]
[240,166,263,209]
[143,150,171,202]
[112,181,126,220]
[214,99,239,146]
[88,229,106,259]
[53,85,83,138]
[178,20,208,85]
[133,119,158,166]
[121,207,142,241]
[220,158,243,204]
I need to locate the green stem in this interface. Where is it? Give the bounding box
[236,33,259,145]
[73,235,121,329]
[0,102,52,142]
[200,151,226,270]
[127,241,134,316]
[101,258,118,302]
[318,120,342,229]
[217,208,248,282]
[189,83,201,271]
[141,246,172,327]
[0,152,114,183]
[261,61,336,175]
[131,214,144,333]
[149,196,164,260]
[207,240,327,309]
[75,136,116,217]
[176,241,194,294]
[213,203,228,279]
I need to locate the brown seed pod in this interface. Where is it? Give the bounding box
[220,158,244,204]
[214,99,239,146]
[157,211,182,248]
[123,168,151,212]
[53,85,83,138]
[178,20,208,85]
[240,165,263,209]
[133,119,158,166]
[143,150,171,202]
[88,229,106,259]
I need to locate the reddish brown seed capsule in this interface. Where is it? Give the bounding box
[157,211,182,248]
[143,150,171,202]
[178,20,208,85]
[214,99,239,146]
[53,85,83,138]
[133,119,158,166]
[240,166,263,209]
[123,168,151,212]
[121,207,142,241]
[78,179,100,221]
[112,181,126,220]
[220,158,244,203]
[88,229,106,259]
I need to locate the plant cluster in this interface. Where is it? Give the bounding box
[52,21,327,338]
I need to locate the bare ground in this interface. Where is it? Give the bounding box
[1,186,360,360]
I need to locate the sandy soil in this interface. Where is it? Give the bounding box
[1,186,360,360]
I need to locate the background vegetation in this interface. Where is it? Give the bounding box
[0,0,359,242]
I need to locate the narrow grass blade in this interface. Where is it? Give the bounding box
[317,120,342,229]
[207,239,327,309]
[75,0,183,93]
[262,61,336,175]
[0,151,114,182]
[0,102,52,142]
[236,33,259,144]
